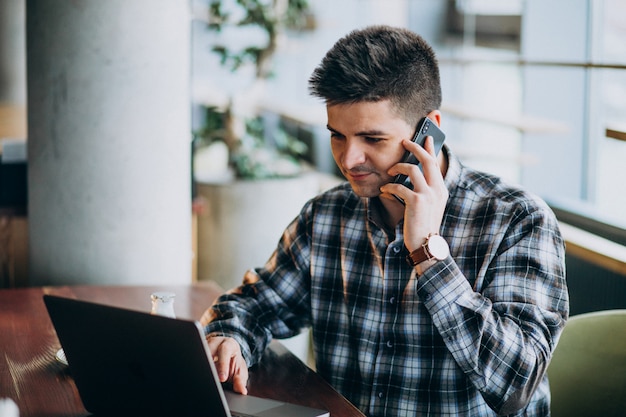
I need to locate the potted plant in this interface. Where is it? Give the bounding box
[192,1,319,365]
[192,0,315,182]
[193,105,309,182]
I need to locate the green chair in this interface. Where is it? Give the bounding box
[548,309,626,417]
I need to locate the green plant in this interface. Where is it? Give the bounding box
[207,0,312,78]
[196,0,313,179]
[193,106,308,179]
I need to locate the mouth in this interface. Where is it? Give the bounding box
[346,171,372,182]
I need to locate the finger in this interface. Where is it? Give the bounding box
[421,135,436,155]
[405,137,443,188]
[401,136,433,159]
[231,358,249,395]
[207,337,238,383]
[419,136,443,177]
[391,157,429,192]
[380,181,411,203]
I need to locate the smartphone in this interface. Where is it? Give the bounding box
[392,116,446,191]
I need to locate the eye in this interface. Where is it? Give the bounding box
[364,136,383,143]
[330,131,345,141]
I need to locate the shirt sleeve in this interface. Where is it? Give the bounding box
[416,203,569,415]
[202,202,314,367]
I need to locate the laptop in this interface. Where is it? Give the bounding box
[43,295,329,417]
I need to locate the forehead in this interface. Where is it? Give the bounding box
[326,100,408,129]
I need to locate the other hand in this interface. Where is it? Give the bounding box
[206,336,249,395]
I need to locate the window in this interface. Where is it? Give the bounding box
[428,0,626,232]
[193,0,626,233]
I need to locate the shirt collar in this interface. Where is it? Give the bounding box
[442,144,464,193]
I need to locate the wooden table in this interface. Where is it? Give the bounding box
[0,284,365,417]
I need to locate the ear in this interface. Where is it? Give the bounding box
[426,110,442,127]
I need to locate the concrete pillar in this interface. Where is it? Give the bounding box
[26,1,192,285]
[0,0,26,104]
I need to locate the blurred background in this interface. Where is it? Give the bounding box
[1,0,625,319]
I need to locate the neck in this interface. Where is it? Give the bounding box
[379,196,405,227]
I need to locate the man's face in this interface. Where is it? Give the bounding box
[327,100,413,198]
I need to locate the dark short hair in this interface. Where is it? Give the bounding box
[308,25,441,126]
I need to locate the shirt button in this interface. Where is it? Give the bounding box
[392,246,400,253]
[386,340,393,348]
[378,391,384,399]
[389,297,396,305]
[424,292,432,301]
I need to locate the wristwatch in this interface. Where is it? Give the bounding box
[406,233,450,267]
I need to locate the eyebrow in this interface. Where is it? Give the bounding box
[326,124,388,137]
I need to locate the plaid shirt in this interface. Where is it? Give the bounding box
[205,147,569,417]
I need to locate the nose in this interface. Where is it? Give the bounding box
[341,138,367,170]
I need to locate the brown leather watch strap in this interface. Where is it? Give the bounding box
[407,245,429,266]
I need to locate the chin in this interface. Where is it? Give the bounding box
[350,183,382,198]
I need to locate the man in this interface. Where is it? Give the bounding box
[203,25,569,416]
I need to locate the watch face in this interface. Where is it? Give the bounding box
[428,235,450,260]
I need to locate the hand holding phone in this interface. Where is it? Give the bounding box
[392,116,446,191]
[391,117,445,205]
